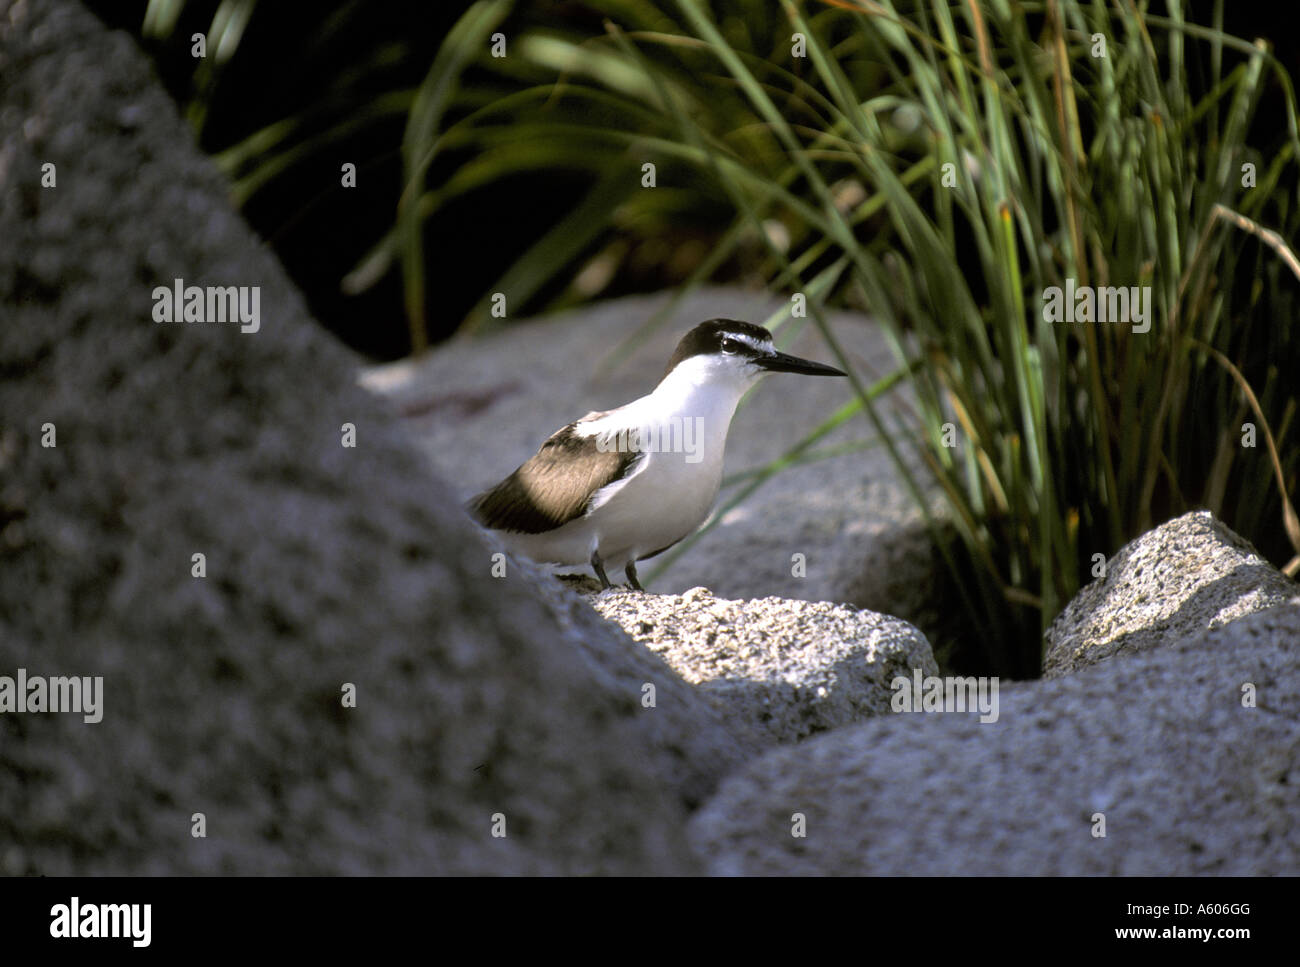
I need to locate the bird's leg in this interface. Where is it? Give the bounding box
[590,550,612,590]
[624,561,644,592]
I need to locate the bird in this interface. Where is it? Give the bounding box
[467,318,847,591]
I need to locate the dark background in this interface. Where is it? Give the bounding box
[83,1,1300,361]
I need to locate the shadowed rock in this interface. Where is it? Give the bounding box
[0,0,751,875]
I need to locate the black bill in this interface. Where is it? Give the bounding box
[757,350,847,377]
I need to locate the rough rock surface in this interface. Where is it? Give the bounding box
[1043,510,1299,677]
[360,288,946,641]
[0,0,740,875]
[690,605,1300,875]
[588,586,938,744]
[516,569,767,806]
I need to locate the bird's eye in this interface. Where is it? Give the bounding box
[721,338,740,355]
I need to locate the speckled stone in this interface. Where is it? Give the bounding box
[1043,510,1299,677]
[588,586,938,744]
[690,604,1300,875]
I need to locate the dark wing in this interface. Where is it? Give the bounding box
[467,419,643,534]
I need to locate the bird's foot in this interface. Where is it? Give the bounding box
[624,562,644,592]
[590,550,612,590]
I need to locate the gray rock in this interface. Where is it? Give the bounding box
[1043,510,1299,677]
[0,0,728,875]
[588,586,938,744]
[512,568,765,808]
[360,288,946,637]
[689,605,1300,875]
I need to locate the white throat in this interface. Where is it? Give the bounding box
[643,353,759,433]
[577,353,760,474]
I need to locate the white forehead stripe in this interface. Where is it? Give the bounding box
[725,332,770,354]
